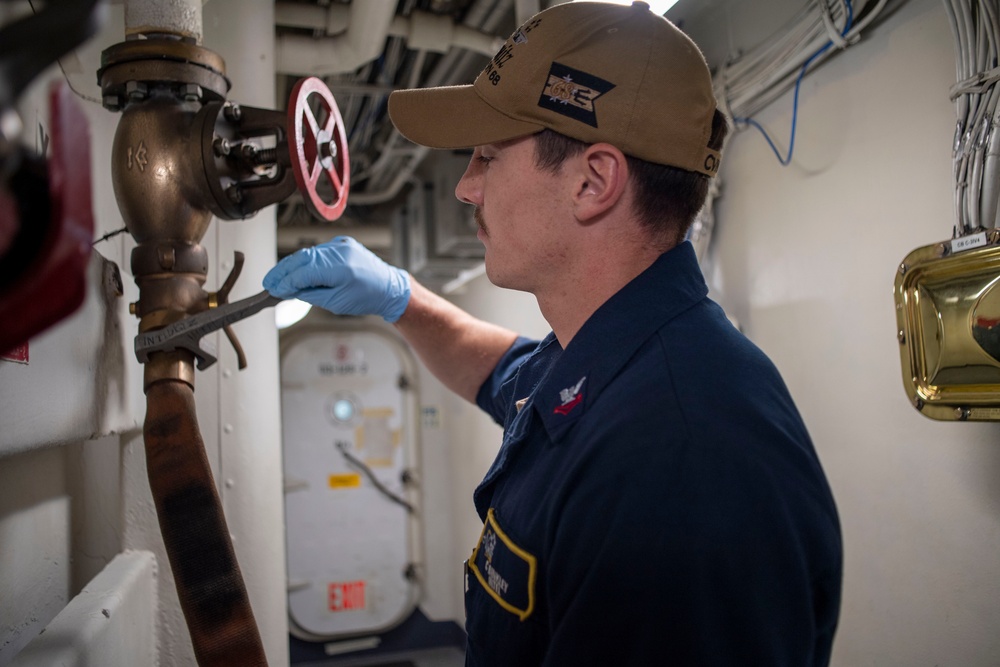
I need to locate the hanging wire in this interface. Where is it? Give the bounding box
[731,0,854,166]
[692,0,898,273]
[92,226,128,246]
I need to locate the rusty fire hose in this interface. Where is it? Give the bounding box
[144,378,268,666]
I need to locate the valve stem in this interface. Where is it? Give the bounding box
[241,143,277,166]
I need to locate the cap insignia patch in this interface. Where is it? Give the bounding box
[538,62,615,128]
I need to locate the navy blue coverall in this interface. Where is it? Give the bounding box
[465,241,842,666]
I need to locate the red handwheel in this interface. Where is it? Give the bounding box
[288,77,350,221]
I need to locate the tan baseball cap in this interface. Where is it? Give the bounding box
[388,1,721,177]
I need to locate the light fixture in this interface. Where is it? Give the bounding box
[275,299,312,329]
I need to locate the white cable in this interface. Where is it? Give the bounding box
[714,0,897,122]
[950,63,1000,99]
[817,0,852,48]
[941,0,1000,234]
[845,0,890,35]
[699,0,902,270]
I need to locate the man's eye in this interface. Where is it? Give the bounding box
[476,155,494,165]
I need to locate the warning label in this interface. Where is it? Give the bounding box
[329,581,366,612]
[328,473,362,489]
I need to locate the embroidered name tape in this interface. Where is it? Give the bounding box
[470,508,537,621]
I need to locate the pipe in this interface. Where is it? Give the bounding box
[353,0,512,203]
[277,223,393,252]
[125,0,202,42]
[276,0,397,76]
[201,1,287,661]
[388,12,503,57]
[274,2,349,34]
[348,149,429,206]
[104,0,272,663]
[144,380,268,667]
[275,3,502,75]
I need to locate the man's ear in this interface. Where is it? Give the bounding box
[572,143,629,223]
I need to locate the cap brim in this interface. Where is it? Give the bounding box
[388,85,544,150]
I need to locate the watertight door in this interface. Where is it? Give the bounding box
[280,321,421,639]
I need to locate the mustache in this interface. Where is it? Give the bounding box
[474,207,488,237]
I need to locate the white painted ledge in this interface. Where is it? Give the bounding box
[11,550,157,667]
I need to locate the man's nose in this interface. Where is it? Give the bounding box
[455,156,483,205]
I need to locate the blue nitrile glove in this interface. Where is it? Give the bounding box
[263,236,411,322]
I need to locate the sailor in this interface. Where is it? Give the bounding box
[265,2,842,664]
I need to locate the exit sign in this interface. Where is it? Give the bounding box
[328,580,365,612]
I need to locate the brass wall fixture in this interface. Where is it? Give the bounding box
[895,230,1000,421]
[98,27,349,666]
[915,1,1000,422]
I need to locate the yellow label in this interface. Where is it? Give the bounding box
[328,473,362,489]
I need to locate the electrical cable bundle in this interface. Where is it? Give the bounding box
[691,0,902,264]
[715,0,896,165]
[943,0,1000,235]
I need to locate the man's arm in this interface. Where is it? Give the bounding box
[264,236,516,404]
[395,281,517,403]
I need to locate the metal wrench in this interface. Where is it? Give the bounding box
[134,290,282,370]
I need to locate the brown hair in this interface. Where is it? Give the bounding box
[533,109,730,247]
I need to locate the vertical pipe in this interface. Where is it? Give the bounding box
[202,1,288,663]
[125,0,202,42]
